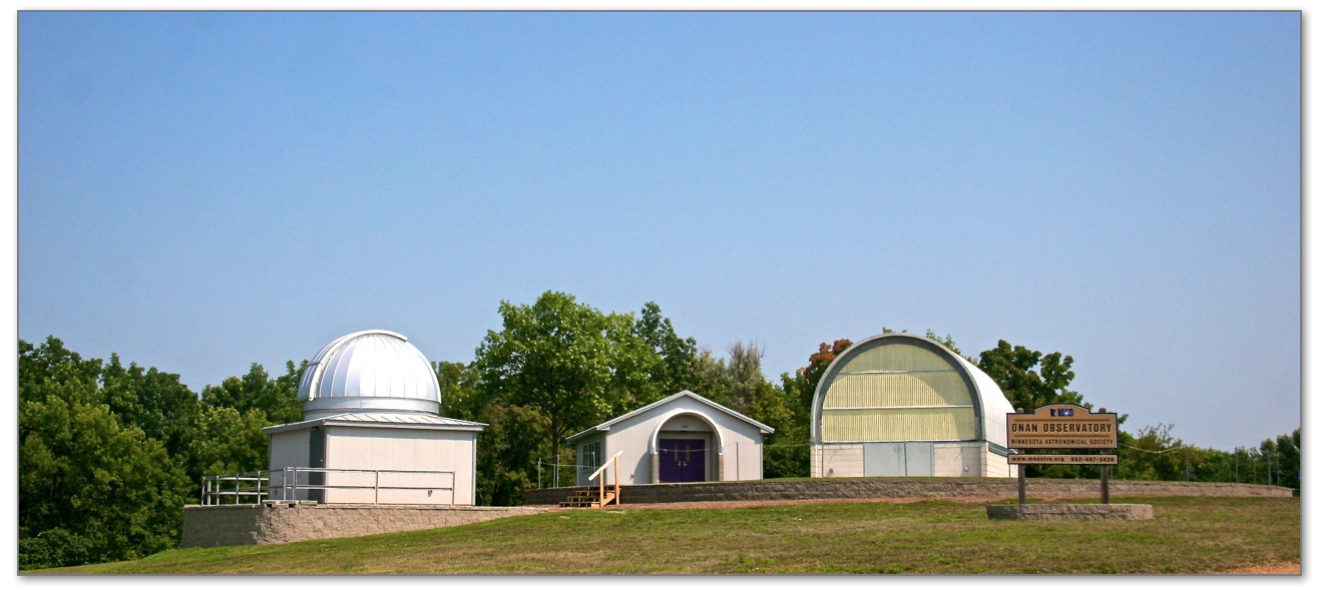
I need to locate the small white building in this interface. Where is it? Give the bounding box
[264,330,485,505]
[567,390,773,486]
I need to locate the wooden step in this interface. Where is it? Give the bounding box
[558,490,617,508]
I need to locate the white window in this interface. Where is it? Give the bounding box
[582,440,601,471]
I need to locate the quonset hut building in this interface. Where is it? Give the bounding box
[810,333,1016,478]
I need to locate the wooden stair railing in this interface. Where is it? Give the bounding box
[559,451,623,508]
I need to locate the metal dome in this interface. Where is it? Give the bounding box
[297,330,441,419]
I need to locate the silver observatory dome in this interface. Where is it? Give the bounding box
[296,330,441,419]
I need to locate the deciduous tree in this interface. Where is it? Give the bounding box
[19,396,189,568]
[199,361,304,425]
[473,292,618,476]
[976,340,1087,413]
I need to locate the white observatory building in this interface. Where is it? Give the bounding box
[263,330,485,505]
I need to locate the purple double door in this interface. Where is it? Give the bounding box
[659,438,706,483]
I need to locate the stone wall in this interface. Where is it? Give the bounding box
[523,477,1293,505]
[180,502,546,547]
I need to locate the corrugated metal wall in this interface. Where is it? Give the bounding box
[822,371,971,408]
[821,407,975,442]
[820,342,978,443]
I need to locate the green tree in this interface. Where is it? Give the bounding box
[1115,424,1187,481]
[185,406,272,480]
[189,361,305,488]
[199,361,304,425]
[976,340,1088,413]
[466,292,710,500]
[749,381,809,479]
[925,329,966,359]
[18,336,326,568]
[473,292,619,474]
[693,348,733,404]
[435,360,481,421]
[99,354,200,456]
[19,337,199,569]
[603,310,665,415]
[632,302,700,396]
[18,337,103,408]
[1275,429,1300,489]
[1249,434,1299,488]
[19,396,190,569]
[470,403,551,505]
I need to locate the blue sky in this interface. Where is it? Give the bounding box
[14,11,1300,452]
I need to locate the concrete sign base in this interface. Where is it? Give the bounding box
[986,503,1154,521]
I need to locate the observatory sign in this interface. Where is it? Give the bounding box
[1007,405,1118,449]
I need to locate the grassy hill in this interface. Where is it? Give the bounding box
[26,497,1299,574]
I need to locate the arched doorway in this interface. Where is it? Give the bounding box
[652,412,721,483]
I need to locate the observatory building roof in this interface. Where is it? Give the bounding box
[263,412,485,434]
[810,332,1016,448]
[296,330,442,419]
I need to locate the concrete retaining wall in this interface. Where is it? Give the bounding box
[523,478,1293,505]
[180,501,545,547]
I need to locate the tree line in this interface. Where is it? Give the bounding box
[18,290,1300,569]
[18,338,304,569]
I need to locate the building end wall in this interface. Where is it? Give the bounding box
[814,441,1013,478]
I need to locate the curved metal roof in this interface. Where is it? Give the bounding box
[809,332,1015,446]
[297,330,441,419]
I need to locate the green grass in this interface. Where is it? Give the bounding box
[26,497,1299,575]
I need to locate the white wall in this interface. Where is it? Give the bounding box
[583,395,767,486]
[718,435,763,482]
[267,429,311,500]
[815,441,1014,478]
[934,442,992,477]
[814,443,864,477]
[984,447,1014,478]
[322,426,478,505]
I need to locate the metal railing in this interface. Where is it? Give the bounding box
[201,467,455,505]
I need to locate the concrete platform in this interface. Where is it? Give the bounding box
[986,503,1155,520]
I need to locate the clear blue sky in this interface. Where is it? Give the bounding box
[16,11,1299,451]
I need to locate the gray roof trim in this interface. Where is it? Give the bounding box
[264,413,486,435]
[566,390,774,444]
[567,428,606,443]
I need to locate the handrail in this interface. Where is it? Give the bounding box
[587,451,624,507]
[201,467,455,505]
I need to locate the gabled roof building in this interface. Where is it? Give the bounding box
[567,390,774,486]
